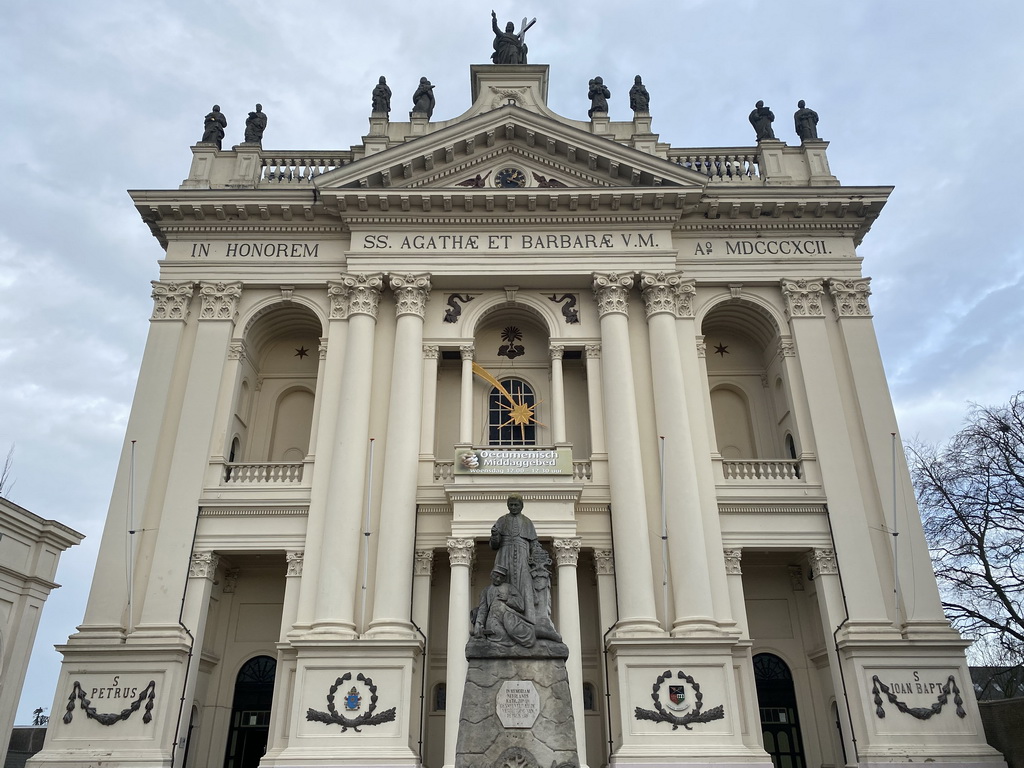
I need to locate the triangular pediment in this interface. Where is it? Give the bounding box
[314,106,709,192]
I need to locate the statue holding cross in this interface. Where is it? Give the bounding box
[490,10,535,65]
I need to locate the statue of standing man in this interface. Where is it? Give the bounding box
[243,104,267,145]
[749,100,776,141]
[202,105,227,149]
[490,10,535,65]
[794,100,819,141]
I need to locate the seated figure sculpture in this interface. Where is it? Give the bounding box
[473,567,536,647]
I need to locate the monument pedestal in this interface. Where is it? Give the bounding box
[456,640,578,768]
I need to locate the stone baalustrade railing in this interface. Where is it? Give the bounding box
[722,459,802,481]
[668,148,761,183]
[260,154,353,185]
[224,462,305,484]
[431,459,593,482]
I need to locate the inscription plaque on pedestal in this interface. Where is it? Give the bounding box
[496,681,540,728]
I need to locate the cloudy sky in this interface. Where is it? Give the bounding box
[2,0,1022,724]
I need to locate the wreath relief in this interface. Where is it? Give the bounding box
[634,670,725,730]
[306,672,397,732]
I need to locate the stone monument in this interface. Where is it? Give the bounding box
[455,496,578,768]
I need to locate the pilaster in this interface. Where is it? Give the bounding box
[444,538,475,768]
[554,538,587,768]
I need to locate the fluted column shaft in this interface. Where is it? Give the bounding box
[554,538,587,768]
[640,273,716,632]
[444,539,474,768]
[368,274,431,637]
[549,344,567,444]
[592,273,660,635]
[311,274,383,636]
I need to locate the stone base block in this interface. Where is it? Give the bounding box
[456,656,578,768]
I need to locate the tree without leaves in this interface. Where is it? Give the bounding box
[908,392,1024,669]
[0,443,13,498]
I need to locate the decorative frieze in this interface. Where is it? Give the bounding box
[414,549,434,577]
[593,549,614,575]
[189,551,220,579]
[151,281,193,321]
[808,548,838,578]
[390,272,432,318]
[780,279,825,319]
[198,282,243,321]
[286,551,304,577]
[827,277,873,318]
[328,273,384,320]
[592,272,634,317]
[722,548,742,575]
[447,538,475,567]
[554,538,582,567]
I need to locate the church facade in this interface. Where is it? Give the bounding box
[30,64,1005,768]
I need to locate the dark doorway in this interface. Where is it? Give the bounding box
[753,653,806,768]
[224,655,276,768]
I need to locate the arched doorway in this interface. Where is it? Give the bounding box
[753,653,806,768]
[223,655,276,768]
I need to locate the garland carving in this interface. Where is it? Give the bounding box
[870,675,966,720]
[634,670,725,730]
[63,681,156,726]
[306,672,397,732]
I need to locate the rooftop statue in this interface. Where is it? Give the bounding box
[490,10,535,65]
[372,76,392,114]
[243,104,267,145]
[794,99,819,141]
[629,75,650,113]
[749,99,776,141]
[588,76,610,118]
[201,105,227,149]
[411,77,435,119]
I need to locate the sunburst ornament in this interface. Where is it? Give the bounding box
[497,326,526,359]
[472,362,545,433]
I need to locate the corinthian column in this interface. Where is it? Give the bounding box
[309,273,383,637]
[549,343,567,444]
[554,538,587,768]
[368,273,431,638]
[81,281,194,636]
[459,344,475,444]
[780,279,890,630]
[639,272,716,634]
[591,272,660,636]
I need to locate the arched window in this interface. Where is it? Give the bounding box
[488,378,536,446]
[753,653,806,768]
[224,655,276,768]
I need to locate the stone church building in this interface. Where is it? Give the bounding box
[29,63,1005,768]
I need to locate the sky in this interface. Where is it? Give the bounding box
[2,0,1023,725]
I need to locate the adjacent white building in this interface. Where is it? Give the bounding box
[0,497,83,767]
[29,64,1006,768]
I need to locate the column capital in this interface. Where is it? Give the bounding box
[639,271,696,319]
[781,278,825,319]
[447,538,475,567]
[423,344,440,360]
[327,273,384,320]
[151,281,193,321]
[549,343,565,360]
[696,337,707,358]
[723,548,743,575]
[778,337,796,357]
[584,343,601,360]
[227,341,248,361]
[808,547,838,578]
[318,337,328,360]
[415,549,435,577]
[592,272,634,317]
[827,277,873,318]
[286,550,304,577]
[189,551,220,580]
[554,538,582,567]
[198,281,243,321]
[460,344,475,361]
[391,272,432,318]
[593,549,614,575]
